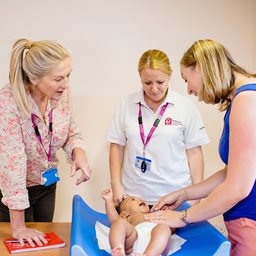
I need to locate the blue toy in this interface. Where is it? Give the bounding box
[70,195,231,256]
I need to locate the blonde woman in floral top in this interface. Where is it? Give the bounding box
[0,39,91,247]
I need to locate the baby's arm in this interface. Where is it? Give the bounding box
[101,188,119,223]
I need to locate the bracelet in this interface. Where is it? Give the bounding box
[180,209,190,225]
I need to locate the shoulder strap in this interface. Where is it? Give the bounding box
[234,84,256,97]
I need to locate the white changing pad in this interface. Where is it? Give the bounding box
[95,221,186,255]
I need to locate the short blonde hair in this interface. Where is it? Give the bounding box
[9,38,70,116]
[180,39,255,111]
[138,49,172,76]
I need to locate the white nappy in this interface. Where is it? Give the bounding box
[133,222,157,253]
[95,221,186,255]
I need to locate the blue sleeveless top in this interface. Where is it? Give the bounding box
[219,84,256,221]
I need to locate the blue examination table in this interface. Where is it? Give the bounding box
[70,194,231,256]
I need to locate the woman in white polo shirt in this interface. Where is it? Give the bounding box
[107,49,209,206]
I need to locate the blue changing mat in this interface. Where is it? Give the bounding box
[70,195,231,256]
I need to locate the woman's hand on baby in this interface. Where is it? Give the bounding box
[112,183,127,206]
[151,190,185,212]
[144,209,186,228]
[12,226,47,247]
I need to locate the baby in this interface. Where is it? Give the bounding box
[101,188,174,256]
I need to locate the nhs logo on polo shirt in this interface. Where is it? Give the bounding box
[165,117,182,126]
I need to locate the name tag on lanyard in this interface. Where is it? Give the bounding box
[41,167,60,186]
[135,156,152,173]
[31,110,60,186]
[136,102,168,173]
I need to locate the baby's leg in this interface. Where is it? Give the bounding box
[143,224,172,256]
[110,218,137,256]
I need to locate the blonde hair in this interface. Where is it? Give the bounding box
[138,49,172,75]
[9,38,70,116]
[180,39,256,111]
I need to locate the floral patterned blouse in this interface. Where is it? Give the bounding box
[0,84,85,210]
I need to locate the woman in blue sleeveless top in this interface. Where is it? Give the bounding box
[145,39,256,256]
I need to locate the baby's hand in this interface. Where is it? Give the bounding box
[101,188,113,201]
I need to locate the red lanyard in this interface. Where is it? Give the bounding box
[138,102,168,155]
[31,110,53,162]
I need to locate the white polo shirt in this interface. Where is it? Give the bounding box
[107,89,209,204]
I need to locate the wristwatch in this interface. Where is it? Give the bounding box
[180,209,190,225]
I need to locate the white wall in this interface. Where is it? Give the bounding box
[0,0,255,230]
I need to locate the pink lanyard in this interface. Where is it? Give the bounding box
[31,110,53,162]
[138,102,168,155]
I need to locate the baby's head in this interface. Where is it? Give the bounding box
[116,196,150,216]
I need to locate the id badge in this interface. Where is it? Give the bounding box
[135,156,152,173]
[41,167,60,186]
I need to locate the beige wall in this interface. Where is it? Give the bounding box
[0,0,256,231]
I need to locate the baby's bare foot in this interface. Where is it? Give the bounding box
[111,244,125,256]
